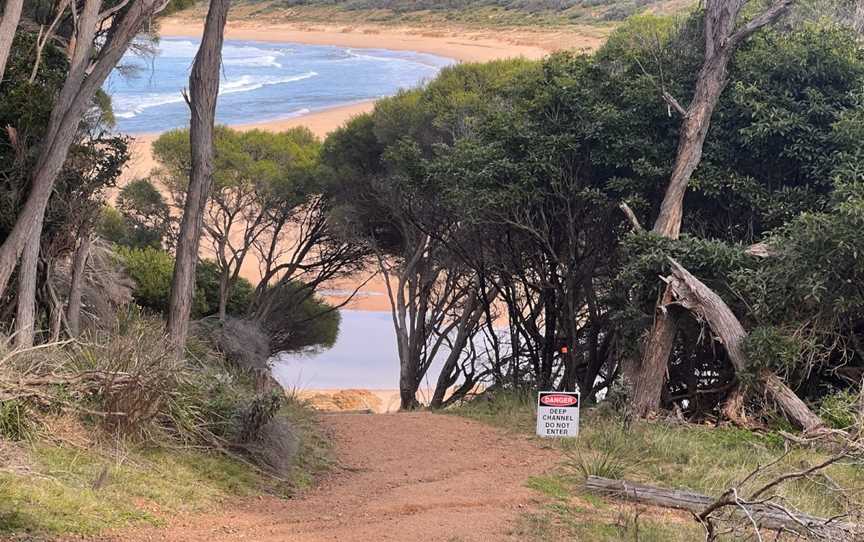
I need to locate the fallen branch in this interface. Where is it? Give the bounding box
[664,258,825,432]
[585,476,861,540]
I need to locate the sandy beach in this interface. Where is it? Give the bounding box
[126,16,582,178]
[156,17,598,62]
[124,17,599,311]
[125,100,376,180]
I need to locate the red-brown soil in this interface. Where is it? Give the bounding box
[108,412,556,542]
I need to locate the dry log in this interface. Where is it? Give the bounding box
[664,258,825,432]
[585,476,861,540]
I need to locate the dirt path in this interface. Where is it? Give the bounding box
[115,412,557,542]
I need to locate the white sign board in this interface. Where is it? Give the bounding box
[536,391,580,438]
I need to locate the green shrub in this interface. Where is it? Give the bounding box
[818,390,859,429]
[258,281,341,353]
[116,247,253,318]
[195,260,254,317]
[115,246,174,313]
[742,326,806,376]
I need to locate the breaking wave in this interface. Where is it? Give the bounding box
[114,71,318,119]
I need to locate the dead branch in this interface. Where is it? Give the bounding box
[662,91,686,117]
[586,474,861,540]
[745,241,778,258]
[663,258,825,432]
[619,202,644,231]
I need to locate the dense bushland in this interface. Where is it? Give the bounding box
[324,10,864,426]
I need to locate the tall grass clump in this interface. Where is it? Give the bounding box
[0,311,331,536]
[0,312,325,478]
[0,399,37,441]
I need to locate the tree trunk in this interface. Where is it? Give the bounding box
[0,0,24,83]
[761,371,824,433]
[632,0,796,415]
[854,0,864,34]
[0,0,170,299]
[217,267,230,321]
[66,236,90,337]
[399,356,420,410]
[631,284,679,417]
[166,0,231,356]
[721,385,748,426]
[585,476,860,540]
[45,264,64,342]
[14,236,40,349]
[430,291,483,408]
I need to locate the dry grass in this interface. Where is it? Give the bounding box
[0,318,332,537]
[453,391,864,540]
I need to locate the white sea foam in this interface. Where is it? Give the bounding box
[113,92,185,118]
[114,72,318,119]
[220,72,318,95]
[345,49,398,62]
[224,55,283,68]
[108,38,453,132]
[157,39,288,60]
[344,48,448,69]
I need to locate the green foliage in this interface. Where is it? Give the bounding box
[153,126,324,325]
[733,182,864,386]
[97,206,130,246]
[115,246,174,314]
[115,247,253,318]
[324,18,864,405]
[117,179,173,248]
[2,31,128,227]
[240,0,685,26]
[99,180,171,250]
[237,391,285,443]
[818,390,860,429]
[743,326,807,376]
[153,126,321,200]
[259,281,341,353]
[195,260,255,317]
[0,400,37,442]
[617,232,753,305]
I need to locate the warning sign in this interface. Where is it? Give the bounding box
[536,391,580,438]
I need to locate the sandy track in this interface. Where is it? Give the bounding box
[111,412,555,542]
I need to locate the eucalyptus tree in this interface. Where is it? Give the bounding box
[0,5,136,345]
[0,0,171,305]
[633,0,800,418]
[166,0,231,354]
[322,61,531,408]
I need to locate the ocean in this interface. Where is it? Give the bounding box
[105,38,455,134]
